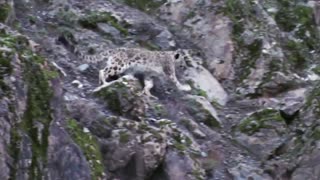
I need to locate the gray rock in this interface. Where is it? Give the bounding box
[159,1,234,80]
[184,66,228,106]
[160,150,206,180]
[77,64,90,72]
[228,163,272,180]
[97,23,121,37]
[47,125,92,180]
[153,29,176,49]
[234,108,287,159]
[2,0,320,178]
[0,0,15,25]
[291,148,320,180]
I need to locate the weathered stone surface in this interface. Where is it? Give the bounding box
[184,66,228,105]
[0,0,15,24]
[2,0,320,179]
[159,150,206,180]
[228,163,272,180]
[185,95,221,128]
[234,108,288,159]
[159,0,234,80]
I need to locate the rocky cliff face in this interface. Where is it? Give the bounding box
[1,0,320,179]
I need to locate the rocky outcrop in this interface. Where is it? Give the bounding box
[1,0,320,179]
[159,0,234,80]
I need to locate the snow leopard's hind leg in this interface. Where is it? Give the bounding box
[92,69,112,92]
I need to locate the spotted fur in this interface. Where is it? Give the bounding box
[75,47,202,96]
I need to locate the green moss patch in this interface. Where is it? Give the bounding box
[0,3,11,23]
[43,69,59,79]
[193,88,208,98]
[172,133,193,152]
[137,40,160,51]
[223,0,263,81]
[311,126,320,140]
[238,108,285,135]
[119,131,130,143]
[94,81,144,119]
[185,98,220,128]
[284,40,308,69]
[223,0,258,38]
[275,1,320,69]
[79,11,129,36]
[0,51,13,94]
[152,103,168,118]
[0,30,59,179]
[21,51,54,179]
[0,30,19,87]
[94,82,127,114]
[119,0,166,13]
[275,2,314,32]
[8,127,21,179]
[187,80,208,99]
[312,66,320,76]
[56,8,78,26]
[305,82,320,111]
[67,119,105,180]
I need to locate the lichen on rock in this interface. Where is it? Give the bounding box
[66,119,105,179]
[3,0,320,179]
[78,11,130,36]
[0,24,60,179]
[0,3,11,23]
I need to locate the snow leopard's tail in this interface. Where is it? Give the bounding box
[57,33,101,63]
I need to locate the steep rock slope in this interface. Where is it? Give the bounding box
[1,0,320,179]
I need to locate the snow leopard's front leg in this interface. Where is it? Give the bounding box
[171,75,191,91]
[138,77,158,100]
[99,68,106,85]
[166,65,191,91]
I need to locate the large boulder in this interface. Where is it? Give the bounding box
[184,66,228,106]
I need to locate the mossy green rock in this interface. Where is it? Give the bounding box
[0,26,59,179]
[0,3,11,23]
[185,97,221,128]
[0,50,12,94]
[275,1,319,69]
[120,0,166,13]
[238,108,286,135]
[94,80,145,119]
[223,0,265,81]
[79,11,129,36]
[67,119,105,179]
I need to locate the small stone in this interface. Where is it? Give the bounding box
[10,76,16,82]
[97,23,120,37]
[63,93,79,101]
[267,7,278,13]
[200,151,208,157]
[193,129,206,138]
[77,64,90,72]
[262,49,268,54]
[83,127,90,133]
[307,73,320,81]
[169,40,176,47]
[71,80,84,88]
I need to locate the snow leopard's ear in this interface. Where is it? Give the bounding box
[174,49,183,60]
[174,53,180,60]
